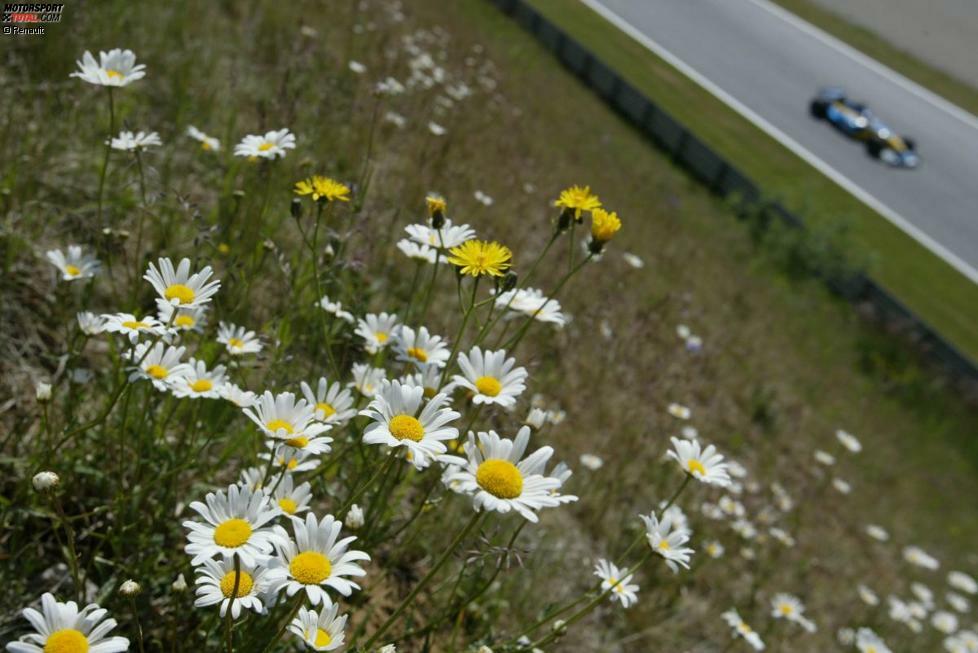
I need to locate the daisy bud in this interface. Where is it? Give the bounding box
[171,573,188,592]
[347,504,365,530]
[119,579,141,596]
[290,197,303,219]
[35,381,52,402]
[379,646,397,653]
[32,471,60,491]
[552,619,567,635]
[426,194,447,229]
[499,271,518,293]
[524,407,547,430]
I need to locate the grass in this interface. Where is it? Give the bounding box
[1,0,977,651]
[523,0,978,365]
[771,0,978,117]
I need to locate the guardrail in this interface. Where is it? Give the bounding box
[487,0,978,383]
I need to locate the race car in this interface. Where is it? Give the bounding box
[809,87,919,168]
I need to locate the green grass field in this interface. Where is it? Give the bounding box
[1,0,977,651]
[524,0,978,365]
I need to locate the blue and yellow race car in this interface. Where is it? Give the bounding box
[809,88,919,168]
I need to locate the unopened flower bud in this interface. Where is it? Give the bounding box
[171,573,188,592]
[35,382,52,402]
[524,408,547,430]
[379,645,397,653]
[119,579,141,596]
[552,619,567,634]
[32,471,60,491]
[290,197,303,219]
[347,504,364,530]
[556,208,573,233]
[500,271,518,293]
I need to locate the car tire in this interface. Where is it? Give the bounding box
[810,100,828,119]
[866,139,882,158]
[903,137,916,151]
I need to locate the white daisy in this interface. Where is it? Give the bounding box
[949,571,978,595]
[453,347,527,409]
[237,467,266,493]
[428,121,446,136]
[301,378,357,425]
[394,326,450,368]
[193,556,270,618]
[579,454,603,470]
[6,592,129,653]
[243,391,331,447]
[856,628,891,653]
[399,365,451,399]
[933,611,960,634]
[904,546,940,570]
[156,302,207,332]
[524,407,547,430]
[667,437,731,487]
[187,125,220,151]
[217,322,262,355]
[317,295,354,323]
[351,363,386,398]
[866,524,889,541]
[222,384,258,408]
[404,219,475,249]
[76,311,105,335]
[473,190,493,206]
[770,593,816,632]
[144,257,220,310]
[233,129,296,160]
[594,559,639,608]
[813,450,836,466]
[356,313,400,353]
[46,246,100,281]
[272,475,313,519]
[288,605,348,651]
[946,592,970,613]
[493,288,566,327]
[260,445,321,474]
[858,584,880,606]
[361,380,460,469]
[70,48,145,87]
[348,60,366,74]
[396,239,438,264]
[110,130,161,151]
[127,341,191,391]
[183,484,281,566]
[833,478,852,494]
[621,252,644,268]
[667,403,691,420]
[704,540,725,559]
[722,609,765,650]
[102,313,167,344]
[170,359,227,399]
[836,429,862,453]
[640,510,694,571]
[266,513,369,606]
[445,428,565,523]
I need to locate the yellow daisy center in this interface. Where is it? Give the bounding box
[201,141,212,151]
[474,376,502,397]
[375,331,389,344]
[285,436,309,448]
[389,415,424,442]
[258,142,274,152]
[738,623,753,634]
[213,518,252,548]
[278,498,298,514]
[65,264,81,277]
[164,283,195,303]
[218,243,230,254]
[407,347,428,363]
[146,364,168,379]
[476,459,523,499]
[174,315,195,328]
[313,628,332,648]
[423,387,436,399]
[219,570,254,598]
[289,551,331,584]
[687,459,706,476]
[779,604,794,615]
[658,539,671,551]
[286,458,298,470]
[316,402,337,417]
[228,337,245,349]
[121,320,148,329]
[267,419,294,434]
[191,379,213,393]
[44,629,88,653]
[105,69,122,79]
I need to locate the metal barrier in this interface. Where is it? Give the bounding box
[488,0,978,383]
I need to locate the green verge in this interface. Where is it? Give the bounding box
[523,0,978,363]
[771,0,978,117]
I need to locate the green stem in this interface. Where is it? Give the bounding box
[96,87,115,230]
[438,276,479,389]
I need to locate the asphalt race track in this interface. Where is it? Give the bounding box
[584,0,978,282]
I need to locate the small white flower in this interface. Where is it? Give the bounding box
[858,584,879,606]
[704,540,725,558]
[376,77,405,95]
[904,545,940,570]
[110,130,162,151]
[474,190,494,206]
[46,246,101,281]
[183,484,281,566]
[948,571,978,595]
[453,346,528,409]
[243,391,331,448]
[640,510,694,572]
[493,288,566,328]
[770,593,816,632]
[119,580,141,596]
[217,322,262,355]
[6,592,129,653]
[579,454,603,470]
[355,312,400,353]
[593,559,639,608]
[405,219,475,250]
[832,478,852,494]
[856,628,891,653]
[396,239,438,264]
[169,358,227,399]
[187,125,220,151]
[622,252,644,268]
[721,609,765,650]
[71,48,145,86]
[35,382,52,402]
[394,326,450,368]
[76,311,105,335]
[945,592,970,613]
[813,450,835,466]
[144,257,221,309]
[667,403,691,420]
[102,313,167,344]
[300,378,357,425]
[351,363,386,398]
[234,128,296,160]
[193,557,270,618]
[346,505,364,530]
[32,471,60,491]
[272,475,313,519]
[866,524,889,541]
[222,384,258,408]
[836,429,862,453]
[318,295,355,323]
[667,437,731,487]
[288,604,348,651]
[524,407,548,430]
[933,610,959,634]
[156,302,207,332]
[428,121,446,136]
[361,380,460,469]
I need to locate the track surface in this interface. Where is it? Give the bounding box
[585,0,978,280]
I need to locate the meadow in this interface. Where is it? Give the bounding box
[1,1,977,652]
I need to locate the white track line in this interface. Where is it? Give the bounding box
[578,0,978,285]
[744,0,978,133]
